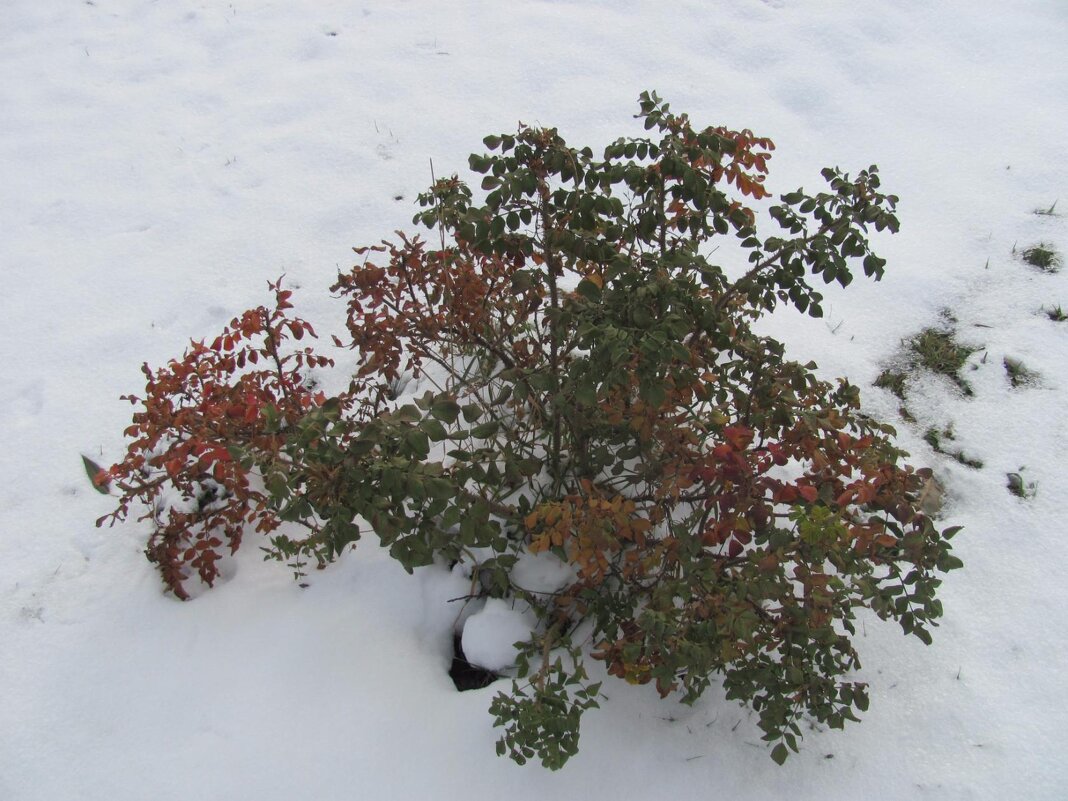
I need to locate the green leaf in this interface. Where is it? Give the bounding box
[420,418,449,441]
[329,520,362,556]
[393,404,422,423]
[575,278,602,302]
[349,438,377,457]
[266,472,288,499]
[404,429,430,458]
[471,421,500,439]
[511,270,534,292]
[640,380,666,407]
[575,381,597,406]
[517,457,543,476]
[431,398,460,424]
[771,743,789,765]
[527,373,556,392]
[938,554,964,571]
[855,689,870,712]
[426,477,454,500]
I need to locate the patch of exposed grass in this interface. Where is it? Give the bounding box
[1041,305,1066,322]
[873,368,915,420]
[923,425,984,470]
[954,452,984,470]
[1007,470,1036,499]
[874,368,907,400]
[907,328,977,396]
[1033,200,1058,217]
[1004,356,1040,388]
[1021,243,1060,273]
[923,425,949,451]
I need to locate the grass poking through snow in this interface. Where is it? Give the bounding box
[1003,357,1040,388]
[908,328,978,396]
[1020,244,1060,273]
[923,425,984,469]
[1041,305,1066,322]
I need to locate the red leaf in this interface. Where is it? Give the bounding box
[798,485,818,503]
[723,426,754,451]
[772,483,798,503]
[712,443,734,461]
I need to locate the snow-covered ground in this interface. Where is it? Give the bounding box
[2,2,1066,798]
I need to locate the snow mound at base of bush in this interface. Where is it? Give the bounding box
[460,599,536,672]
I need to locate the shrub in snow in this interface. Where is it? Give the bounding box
[98,92,962,769]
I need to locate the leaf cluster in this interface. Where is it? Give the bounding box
[100,94,960,767]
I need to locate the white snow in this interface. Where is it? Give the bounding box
[461,599,537,673]
[2,1,1067,799]
[510,551,577,596]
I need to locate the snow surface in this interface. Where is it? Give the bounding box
[461,599,537,673]
[2,1,1067,799]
